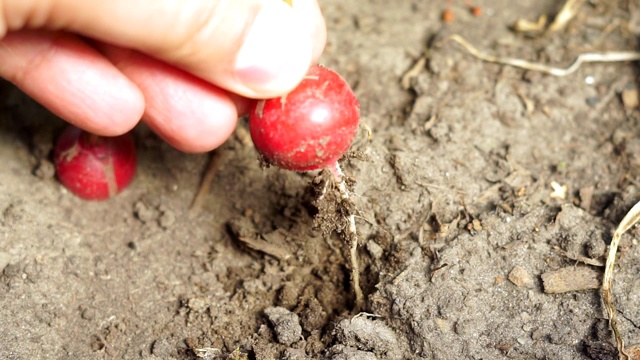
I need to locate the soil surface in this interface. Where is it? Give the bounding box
[2,1,640,359]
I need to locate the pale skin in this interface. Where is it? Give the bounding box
[0,0,326,152]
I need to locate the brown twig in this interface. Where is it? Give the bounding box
[189,150,224,216]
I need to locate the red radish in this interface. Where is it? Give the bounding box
[249,64,360,172]
[248,65,365,310]
[53,126,137,200]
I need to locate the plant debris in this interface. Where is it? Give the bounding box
[602,200,640,359]
[541,266,600,294]
[190,149,224,216]
[514,0,586,36]
[440,34,640,77]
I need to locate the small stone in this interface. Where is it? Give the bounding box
[508,266,534,288]
[264,306,302,346]
[472,219,482,231]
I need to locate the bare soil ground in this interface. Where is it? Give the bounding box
[2,0,640,359]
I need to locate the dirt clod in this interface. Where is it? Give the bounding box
[333,316,400,358]
[264,306,303,346]
[133,200,158,223]
[151,338,174,357]
[327,345,378,360]
[158,204,176,229]
[33,160,55,179]
[282,348,309,360]
[299,298,328,332]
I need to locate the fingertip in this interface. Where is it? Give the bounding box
[230,0,326,98]
[307,0,327,62]
[231,1,313,98]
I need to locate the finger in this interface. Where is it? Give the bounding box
[104,47,240,153]
[2,0,327,99]
[0,31,144,136]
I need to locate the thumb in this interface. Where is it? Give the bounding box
[2,0,326,98]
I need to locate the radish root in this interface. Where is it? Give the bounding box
[320,162,364,311]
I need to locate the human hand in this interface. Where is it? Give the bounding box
[0,0,326,152]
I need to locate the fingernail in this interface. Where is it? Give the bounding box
[234,3,312,96]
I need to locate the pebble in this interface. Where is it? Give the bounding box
[508,266,534,288]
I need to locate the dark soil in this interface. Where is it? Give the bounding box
[3,0,640,359]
